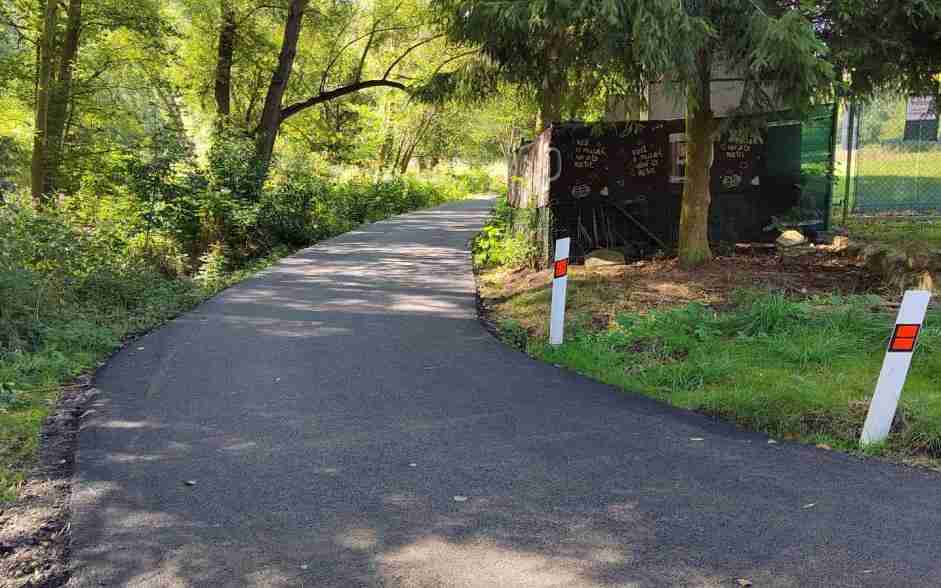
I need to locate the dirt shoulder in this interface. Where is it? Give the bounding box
[480,248,881,338]
[0,378,97,588]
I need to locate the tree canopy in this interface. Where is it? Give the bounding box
[0,0,937,264]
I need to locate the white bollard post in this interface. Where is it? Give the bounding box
[860,290,932,445]
[549,238,571,346]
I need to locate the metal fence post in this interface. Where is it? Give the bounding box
[825,103,839,230]
[842,101,858,226]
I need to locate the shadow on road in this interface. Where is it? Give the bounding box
[69,199,941,587]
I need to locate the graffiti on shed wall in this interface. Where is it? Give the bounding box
[506,108,837,259]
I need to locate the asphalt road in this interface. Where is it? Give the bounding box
[70,197,941,587]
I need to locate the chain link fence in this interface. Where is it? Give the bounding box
[836,95,941,216]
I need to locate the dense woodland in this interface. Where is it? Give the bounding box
[0,0,940,498]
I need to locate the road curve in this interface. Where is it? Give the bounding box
[69,197,941,587]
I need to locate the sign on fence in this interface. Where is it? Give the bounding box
[904,96,939,142]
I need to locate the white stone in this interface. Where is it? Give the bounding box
[585,248,626,268]
[776,230,807,247]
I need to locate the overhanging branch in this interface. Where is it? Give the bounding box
[279,79,407,122]
[383,34,444,79]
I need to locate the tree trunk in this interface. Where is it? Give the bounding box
[30,0,58,208]
[397,110,435,175]
[678,54,716,267]
[254,0,308,181]
[45,0,82,196]
[214,0,236,118]
[537,76,564,132]
[537,41,566,131]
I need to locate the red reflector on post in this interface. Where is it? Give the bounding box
[554,259,569,279]
[895,325,920,339]
[889,324,921,353]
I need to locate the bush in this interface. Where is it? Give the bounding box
[473,195,538,269]
[195,242,229,289]
[449,167,499,194]
[126,233,191,278]
[499,319,529,351]
[0,203,192,356]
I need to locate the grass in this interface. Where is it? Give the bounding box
[481,267,941,464]
[0,251,288,503]
[844,216,941,252]
[828,145,941,252]
[832,145,941,217]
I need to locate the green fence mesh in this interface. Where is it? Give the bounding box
[845,96,941,214]
[798,105,838,229]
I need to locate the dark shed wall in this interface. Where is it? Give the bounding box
[533,112,830,259]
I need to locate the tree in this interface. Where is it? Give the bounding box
[254,0,309,176]
[24,0,172,206]
[242,0,453,182]
[428,0,613,131]
[214,0,237,117]
[44,0,82,198]
[29,0,58,207]
[807,0,941,100]
[29,0,85,206]
[445,0,832,266]
[594,1,835,265]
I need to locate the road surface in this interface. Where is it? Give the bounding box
[70,197,941,587]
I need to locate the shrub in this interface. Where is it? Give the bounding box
[126,233,191,278]
[195,242,229,289]
[472,195,540,269]
[499,319,529,351]
[449,167,499,194]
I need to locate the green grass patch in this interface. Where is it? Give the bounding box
[831,145,941,216]
[844,216,941,252]
[494,285,941,462]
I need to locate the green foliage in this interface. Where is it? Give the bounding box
[498,319,529,352]
[0,382,27,412]
[207,126,266,202]
[812,0,941,100]
[0,136,21,197]
[195,242,230,288]
[529,290,941,459]
[126,233,191,278]
[449,166,501,194]
[472,195,539,269]
[428,0,614,124]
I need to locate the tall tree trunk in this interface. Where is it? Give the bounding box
[214,0,236,118]
[537,41,566,131]
[678,52,716,267]
[254,0,308,181]
[30,0,58,207]
[537,74,564,132]
[45,0,82,196]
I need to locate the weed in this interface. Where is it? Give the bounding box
[499,319,530,352]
